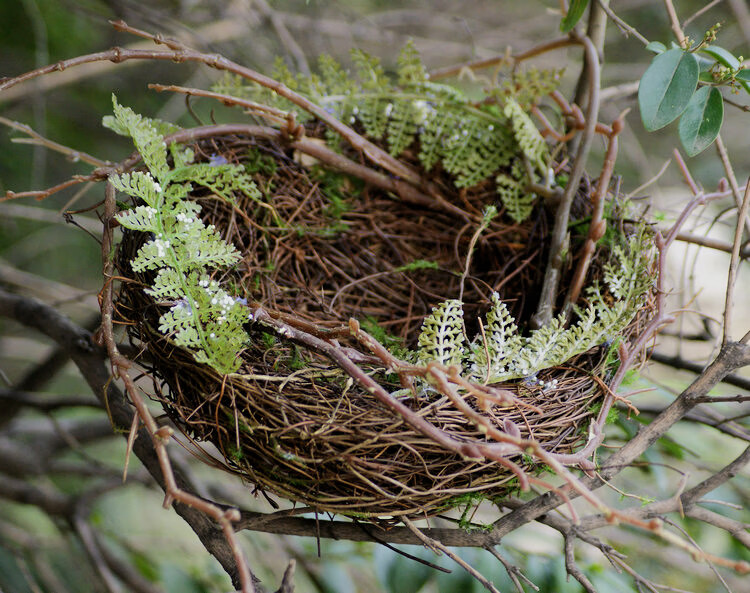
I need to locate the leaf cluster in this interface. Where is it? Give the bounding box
[639,36,748,156]
[109,96,261,374]
[214,42,554,223]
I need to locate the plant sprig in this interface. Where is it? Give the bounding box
[109,95,260,374]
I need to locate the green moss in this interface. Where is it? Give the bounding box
[360,316,408,358]
[244,147,278,176]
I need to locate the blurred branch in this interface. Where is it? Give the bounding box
[0,286,262,591]
[649,351,750,391]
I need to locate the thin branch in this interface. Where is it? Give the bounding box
[683,0,725,28]
[723,178,750,344]
[531,32,600,328]
[401,517,502,593]
[649,351,750,391]
[715,136,750,236]
[564,535,598,593]
[428,37,577,80]
[663,0,688,46]
[595,0,649,45]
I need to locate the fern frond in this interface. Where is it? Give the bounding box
[417,300,466,368]
[503,97,548,174]
[103,113,181,138]
[111,95,169,182]
[170,163,261,205]
[513,314,568,377]
[496,173,536,223]
[397,40,428,85]
[110,99,258,374]
[110,172,162,208]
[470,294,523,382]
[115,205,160,233]
[386,99,419,155]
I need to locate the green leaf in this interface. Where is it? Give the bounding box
[735,69,750,94]
[638,49,699,131]
[645,41,666,54]
[560,0,589,33]
[678,86,723,156]
[699,45,741,70]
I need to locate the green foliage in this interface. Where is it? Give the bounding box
[109,96,261,374]
[638,49,699,131]
[394,259,439,273]
[360,316,407,358]
[419,228,654,382]
[215,43,554,222]
[560,0,589,33]
[417,299,466,368]
[638,29,747,156]
[678,86,723,156]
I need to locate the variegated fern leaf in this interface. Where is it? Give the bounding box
[109,96,260,374]
[417,299,467,369]
[418,229,655,383]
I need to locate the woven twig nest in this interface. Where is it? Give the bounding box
[113,122,654,518]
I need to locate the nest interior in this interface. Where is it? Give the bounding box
[115,132,642,518]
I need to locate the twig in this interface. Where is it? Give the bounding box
[531,32,600,328]
[663,0,688,47]
[595,0,649,45]
[252,0,310,76]
[564,535,598,593]
[401,517,502,593]
[0,116,112,167]
[723,178,750,344]
[683,0,725,29]
[715,136,750,236]
[485,547,539,593]
[428,37,577,80]
[563,110,626,315]
[98,182,257,593]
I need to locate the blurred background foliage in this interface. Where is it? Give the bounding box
[0,1,748,592]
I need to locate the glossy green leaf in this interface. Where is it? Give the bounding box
[678,86,723,156]
[638,49,699,131]
[560,0,589,33]
[735,69,750,94]
[645,41,666,54]
[699,45,741,69]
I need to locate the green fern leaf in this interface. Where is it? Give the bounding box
[103,113,181,138]
[496,173,536,223]
[109,172,162,208]
[111,95,169,182]
[470,293,523,382]
[397,40,428,85]
[386,98,419,155]
[503,97,548,174]
[116,205,160,233]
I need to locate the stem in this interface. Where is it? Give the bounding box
[531,33,600,328]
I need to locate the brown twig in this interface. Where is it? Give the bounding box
[563,110,626,315]
[531,32,601,328]
[427,37,577,81]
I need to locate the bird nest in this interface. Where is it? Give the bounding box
[113,119,654,519]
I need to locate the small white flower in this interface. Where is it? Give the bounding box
[384,103,393,117]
